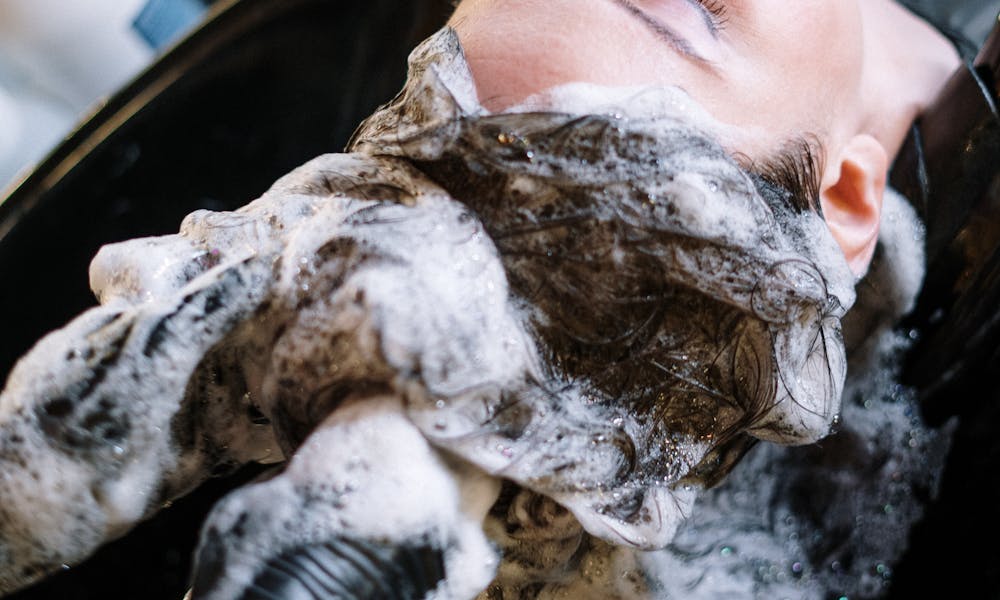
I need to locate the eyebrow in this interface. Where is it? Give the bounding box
[611,0,714,66]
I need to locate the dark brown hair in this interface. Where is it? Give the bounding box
[741,135,826,216]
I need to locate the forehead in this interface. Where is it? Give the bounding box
[449,0,865,160]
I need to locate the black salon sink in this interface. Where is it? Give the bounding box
[0,0,451,384]
[0,1,450,597]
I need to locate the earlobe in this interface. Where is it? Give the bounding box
[820,134,888,276]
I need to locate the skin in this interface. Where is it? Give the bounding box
[448,0,960,273]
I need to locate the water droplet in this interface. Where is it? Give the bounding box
[720,546,734,557]
[708,181,719,193]
[791,562,803,574]
[435,399,446,409]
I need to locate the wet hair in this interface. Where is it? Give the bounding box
[741,135,826,216]
[351,27,855,528]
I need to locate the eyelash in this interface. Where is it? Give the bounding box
[697,0,729,29]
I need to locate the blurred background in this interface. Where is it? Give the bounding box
[0,0,219,192]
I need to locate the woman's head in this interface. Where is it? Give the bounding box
[447,0,959,274]
[349,27,861,544]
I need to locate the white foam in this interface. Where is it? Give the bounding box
[198,397,501,600]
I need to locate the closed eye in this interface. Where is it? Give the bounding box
[695,0,728,33]
[615,0,725,67]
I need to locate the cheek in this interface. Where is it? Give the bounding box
[782,1,864,109]
[744,0,864,138]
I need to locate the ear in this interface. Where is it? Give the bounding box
[820,134,888,276]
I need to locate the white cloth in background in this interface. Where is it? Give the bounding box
[0,0,152,192]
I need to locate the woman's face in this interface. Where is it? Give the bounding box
[448,0,957,163]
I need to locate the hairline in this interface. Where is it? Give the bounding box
[737,134,826,216]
